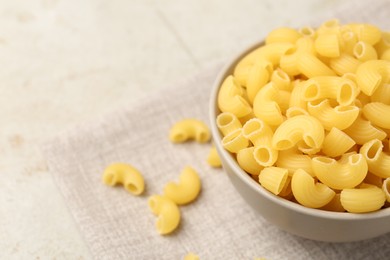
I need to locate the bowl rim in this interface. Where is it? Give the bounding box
[209,40,390,221]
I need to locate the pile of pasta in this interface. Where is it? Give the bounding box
[216,19,390,213]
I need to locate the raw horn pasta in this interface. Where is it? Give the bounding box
[216,21,390,213]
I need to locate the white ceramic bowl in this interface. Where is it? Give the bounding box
[209,41,390,242]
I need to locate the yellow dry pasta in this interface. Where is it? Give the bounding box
[216,112,242,136]
[253,145,278,167]
[252,83,284,126]
[343,115,387,145]
[340,183,386,213]
[382,128,390,139]
[299,26,316,38]
[355,60,389,96]
[275,148,313,176]
[271,68,292,91]
[234,42,295,70]
[370,83,390,105]
[363,102,390,129]
[279,38,315,77]
[237,147,264,175]
[148,195,180,235]
[317,19,341,35]
[385,138,390,151]
[353,23,382,45]
[311,153,368,189]
[296,140,321,155]
[216,21,390,213]
[102,163,145,195]
[272,115,324,151]
[314,33,341,58]
[246,61,271,103]
[248,42,294,66]
[233,64,252,87]
[279,51,300,76]
[288,80,307,109]
[360,139,390,178]
[163,166,201,205]
[383,178,390,203]
[353,41,378,61]
[291,169,336,208]
[242,118,278,166]
[296,37,316,54]
[354,93,370,108]
[238,111,256,125]
[183,253,200,260]
[381,49,390,61]
[279,175,293,198]
[217,75,252,117]
[169,119,211,143]
[375,32,390,56]
[277,89,291,113]
[352,97,363,108]
[307,99,359,130]
[258,167,289,195]
[321,127,356,157]
[207,145,222,168]
[341,29,358,55]
[234,60,273,87]
[265,27,301,45]
[297,53,336,78]
[302,76,359,106]
[285,107,309,118]
[342,72,358,84]
[221,128,249,153]
[242,118,273,146]
[329,54,361,76]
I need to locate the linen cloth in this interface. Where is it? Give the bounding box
[42,1,390,259]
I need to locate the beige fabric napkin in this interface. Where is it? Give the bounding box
[43,1,390,259]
